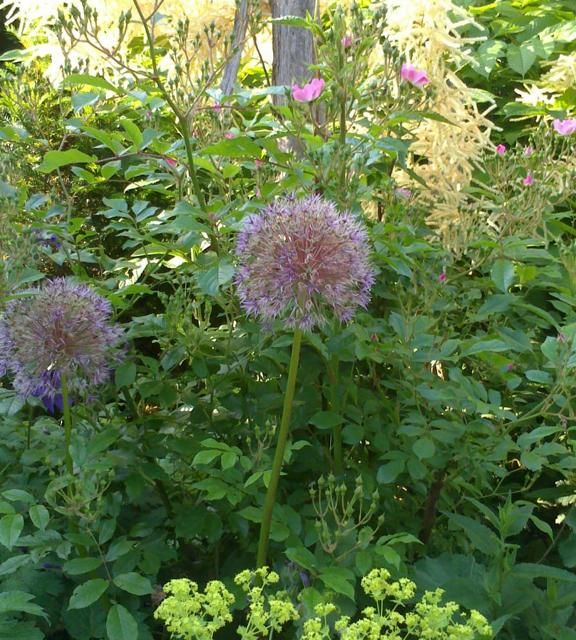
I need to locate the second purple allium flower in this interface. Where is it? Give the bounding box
[0,278,124,412]
[235,195,374,330]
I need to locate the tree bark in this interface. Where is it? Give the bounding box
[271,0,316,104]
[220,0,251,95]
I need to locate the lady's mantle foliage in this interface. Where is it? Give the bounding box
[0,278,124,412]
[234,195,375,331]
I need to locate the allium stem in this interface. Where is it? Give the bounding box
[61,374,73,475]
[256,329,303,568]
[327,355,343,475]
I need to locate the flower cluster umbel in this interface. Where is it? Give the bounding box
[155,567,493,640]
[235,195,374,330]
[0,278,124,412]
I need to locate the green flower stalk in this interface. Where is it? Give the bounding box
[235,195,374,566]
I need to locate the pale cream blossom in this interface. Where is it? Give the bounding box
[541,53,576,92]
[384,0,496,252]
[515,84,557,107]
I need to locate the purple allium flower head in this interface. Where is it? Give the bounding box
[0,278,124,412]
[234,195,375,331]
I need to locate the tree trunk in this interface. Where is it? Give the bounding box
[271,0,316,105]
[220,0,251,95]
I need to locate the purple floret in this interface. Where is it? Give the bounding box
[0,278,124,412]
[234,195,375,330]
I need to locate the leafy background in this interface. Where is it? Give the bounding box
[0,0,576,638]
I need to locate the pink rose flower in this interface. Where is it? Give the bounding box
[341,35,353,49]
[400,63,429,88]
[523,173,534,186]
[394,187,412,199]
[291,78,325,103]
[553,118,576,135]
[495,144,506,155]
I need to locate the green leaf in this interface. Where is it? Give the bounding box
[63,557,103,576]
[377,459,405,484]
[113,572,153,596]
[0,514,24,550]
[63,73,119,93]
[525,369,553,384]
[28,505,50,531]
[202,136,261,158]
[120,118,143,147]
[319,567,355,600]
[68,579,109,610]
[0,555,30,576]
[192,450,221,465]
[0,591,46,617]
[445,512,500,556]
[38,150,96,173]
[507,42,537,75]
[196,258,235,297]
[106,604,138,640]
[471,39,506,77]
[461,339,509,357]
[114,361,137,388]
[513,563,576,583]
[2,489,34,503]
[105,538,134,562]
[491,259,515,292]
[309,411,343,430]
[413,437,436,460]
[285,546,318,572]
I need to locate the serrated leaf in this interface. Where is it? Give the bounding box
[38,150,96,173]
[67,579,109,610]
[319,567,355,600]
[113,572,152,596]
[0,591,46,617]
[0,555,30,576]
[513,562,576,582]
[106,604,138,640]
[445,512,500,556]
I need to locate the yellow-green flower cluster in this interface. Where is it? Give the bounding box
[153,578,234,640]
[155,567,493,640]
[235,567,300,640]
